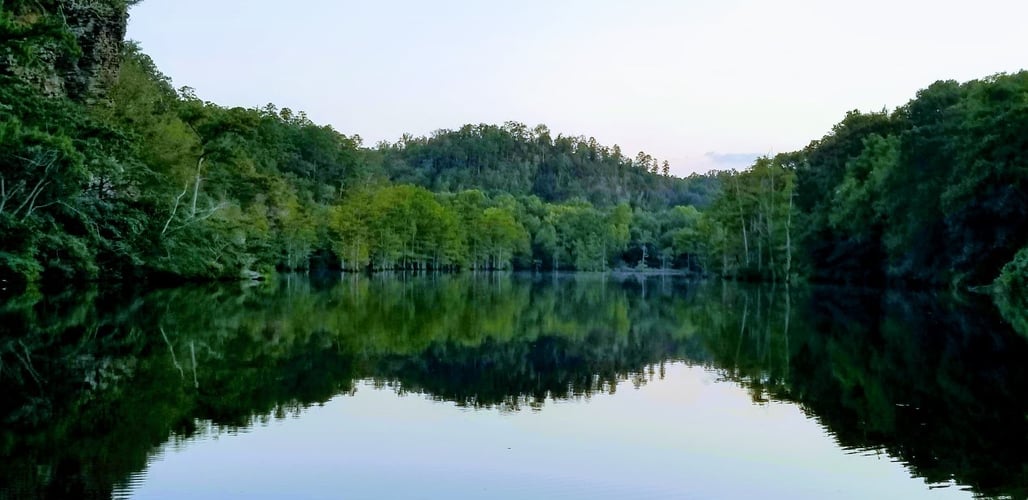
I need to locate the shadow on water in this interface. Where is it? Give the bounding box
[1,274,1026,498]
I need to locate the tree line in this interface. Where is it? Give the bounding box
[706,72,1028,296]
[1,2,1026,300]
[0,23,717,284]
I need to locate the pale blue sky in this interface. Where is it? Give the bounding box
[127,0,1027,175]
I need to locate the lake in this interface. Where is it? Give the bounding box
[2,273,1026,499]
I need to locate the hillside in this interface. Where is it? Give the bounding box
[2,0,1025,303]
[1,2,716,285]
[377,123,718,210]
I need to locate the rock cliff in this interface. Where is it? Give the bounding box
[2,0,129,102]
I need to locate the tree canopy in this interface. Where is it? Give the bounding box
[1,11,1026,308]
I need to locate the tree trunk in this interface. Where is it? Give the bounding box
[190,156,205,218]
[769,167,776,276]
[162,182,190,236]
[785,187,794,283]
[734,176,749,266]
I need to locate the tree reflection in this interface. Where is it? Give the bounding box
[1,275,1026,498]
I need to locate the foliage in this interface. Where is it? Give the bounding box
[767,73,1028,288]
[699,157,797,281]
[3,14,1027,292]
[705,72,1028,291]
[377,122,715,211]
[995,246,1028,298]
[1,25,720,281]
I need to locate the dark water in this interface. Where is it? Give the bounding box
[1,274,1026,499]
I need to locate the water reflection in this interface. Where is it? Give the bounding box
[1,274,1026,498]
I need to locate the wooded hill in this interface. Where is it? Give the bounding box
[681,73,1028,296]
[1,1,717,285]
[376,123,716,210]
[1,0,1026,302]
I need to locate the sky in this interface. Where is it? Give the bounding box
[126,0,1028,176]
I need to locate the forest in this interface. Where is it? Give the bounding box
[1,0,1026,303]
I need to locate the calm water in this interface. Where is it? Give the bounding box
[2,274,1026,499]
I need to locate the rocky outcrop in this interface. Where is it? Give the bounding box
[4,0,128,102]
[58,1,129,102]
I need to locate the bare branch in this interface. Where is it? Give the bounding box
[168,201,229,235]
[161,182,190,237]
[190,156,205,218]
[0,175,6,215]
[10,151,58,220]
[25,199,58,218]
[15,180,49,221]
[15,341,43,387]
[20,181,52,221]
